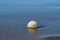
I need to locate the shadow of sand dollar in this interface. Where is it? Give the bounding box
[32,34,60,40]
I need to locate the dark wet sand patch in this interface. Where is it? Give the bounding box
[32,35,60,40]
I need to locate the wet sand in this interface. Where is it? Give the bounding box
[0,27,25,40]
[0,12,60,40]
[0,18,27,40]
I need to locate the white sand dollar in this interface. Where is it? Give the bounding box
[27,20,37,28]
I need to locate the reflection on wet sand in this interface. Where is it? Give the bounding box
[27,28,37,34]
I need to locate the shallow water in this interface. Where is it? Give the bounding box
[0,0,60,40]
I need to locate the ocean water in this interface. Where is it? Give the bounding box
[0,0,60,40]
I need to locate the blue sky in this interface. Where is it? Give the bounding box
[0,0,60,13]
